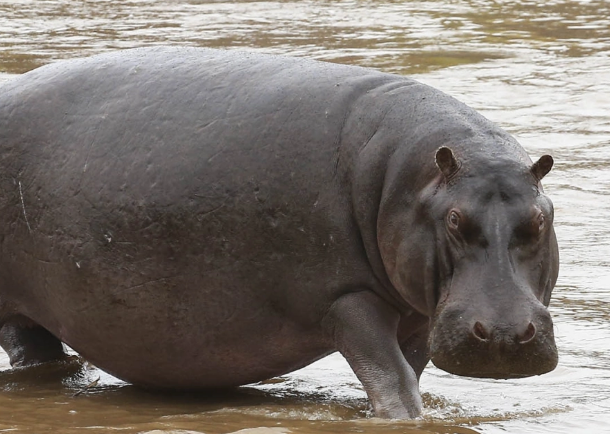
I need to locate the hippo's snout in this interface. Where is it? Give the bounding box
[429,303,558,379]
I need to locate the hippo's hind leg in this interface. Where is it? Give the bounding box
[0,316,68,368]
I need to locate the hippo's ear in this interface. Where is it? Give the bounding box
[435,147,460,180]
[531,155,554,181]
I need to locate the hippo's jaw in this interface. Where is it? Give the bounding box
[427,299,558,379]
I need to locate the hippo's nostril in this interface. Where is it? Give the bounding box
[472,321,490,342]
[517,322,537,344]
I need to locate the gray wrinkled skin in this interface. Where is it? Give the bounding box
[0,47,559,419]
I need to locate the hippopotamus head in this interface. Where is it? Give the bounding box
[378,145,559,379]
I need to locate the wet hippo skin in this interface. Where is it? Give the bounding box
[0,47,558,419]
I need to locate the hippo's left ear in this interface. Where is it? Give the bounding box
[435,147,460,180]
[531,155,554,181]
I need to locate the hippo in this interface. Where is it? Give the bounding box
[0,47,558,419]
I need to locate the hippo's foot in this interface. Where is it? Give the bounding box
[0,319,88,389]
[0,318,69,368]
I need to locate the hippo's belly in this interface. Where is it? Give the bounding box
[48,280,334,388]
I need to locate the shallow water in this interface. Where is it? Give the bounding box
[0,0,609,433]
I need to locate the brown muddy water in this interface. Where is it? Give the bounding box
[0,1,609,433]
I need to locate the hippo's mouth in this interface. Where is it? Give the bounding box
[428,305,559,380]
[429,341,558,380]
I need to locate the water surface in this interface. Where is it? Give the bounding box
[0,1,609,433]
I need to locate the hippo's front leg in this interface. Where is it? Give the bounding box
[398,318,431,382]
[323,291,422,419]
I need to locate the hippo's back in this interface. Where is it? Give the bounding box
[0,47,407,388]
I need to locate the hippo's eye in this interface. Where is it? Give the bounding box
[537,213,545,232]
[447,210,461,229]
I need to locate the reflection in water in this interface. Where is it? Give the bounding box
[0,1,609,433]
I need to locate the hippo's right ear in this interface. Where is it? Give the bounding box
[435,147,460,180]
[530,155,554,181]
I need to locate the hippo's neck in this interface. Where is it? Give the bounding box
[340,80,429,312]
